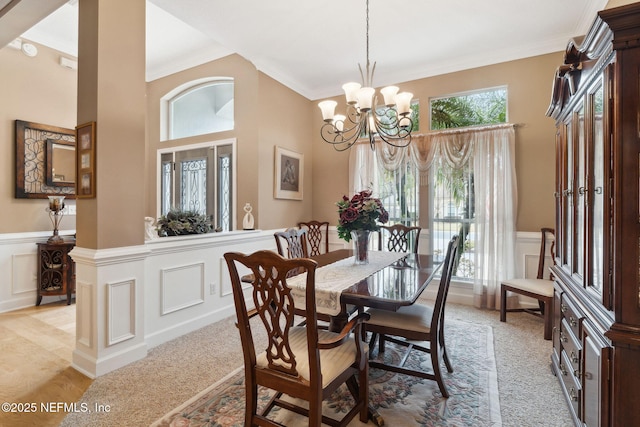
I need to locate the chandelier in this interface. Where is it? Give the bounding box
[318,0,414,151]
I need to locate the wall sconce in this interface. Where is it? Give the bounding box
[47,196,66,243]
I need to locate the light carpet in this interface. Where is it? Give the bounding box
[151,320,501,427]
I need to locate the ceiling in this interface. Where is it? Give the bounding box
[2,0,608,100]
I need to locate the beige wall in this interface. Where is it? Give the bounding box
[0,41,77,234]
[257,73,313,229]
[146,55,314,230]
[311,52,563,232]
[2,41,569,235]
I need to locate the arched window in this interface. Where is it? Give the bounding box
[162,78,234,141]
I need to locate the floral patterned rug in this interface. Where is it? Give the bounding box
[151,320,501,427]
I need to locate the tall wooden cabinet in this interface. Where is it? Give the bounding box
[546,3,640,426]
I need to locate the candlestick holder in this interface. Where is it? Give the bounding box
[47,195,66,243]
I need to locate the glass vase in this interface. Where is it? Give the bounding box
[351,230,370,265]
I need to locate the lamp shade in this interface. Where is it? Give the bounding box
[318,100,337,122]
[356,87,375,111]
[380,86,399,106]
[395,92,413,115]
[342,82,362,104]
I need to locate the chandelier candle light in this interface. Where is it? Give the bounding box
[47,195,66,244]
[318,0,414,151]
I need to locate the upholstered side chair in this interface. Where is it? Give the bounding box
[500,227,555,340]
[224,250,370,426]
[365,235,460,398]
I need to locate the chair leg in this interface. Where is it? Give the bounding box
[246,383,258,426]
[359,366,369,422]
[308,394,323,427]
[378,334,386,354]
[440,333,453,373]
[430,340,449,398]
[368,332,378,359]
[543,298,553,340]
[500,285,507,322]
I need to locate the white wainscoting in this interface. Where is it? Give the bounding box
[0,230,76,312]
[0,227,547,376]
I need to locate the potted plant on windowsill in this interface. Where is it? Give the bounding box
[157,209,213,236]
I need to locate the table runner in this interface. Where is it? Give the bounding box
[287,251,408,316]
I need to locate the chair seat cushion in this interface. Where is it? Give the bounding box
[366,304,433,334]
[501,278,554,297]
[256,327,360,387]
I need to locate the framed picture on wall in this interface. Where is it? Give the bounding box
[274,146,303,200]
[75,121,96,198]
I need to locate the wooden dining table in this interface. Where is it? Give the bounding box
[302,249,443,331]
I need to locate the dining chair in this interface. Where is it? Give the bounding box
[224,250,370,426]
[275,226,334,325]
[373,223,422,347]
[298,220,329,256]
[378,224,421,254]
[500,227,555,340]
[274,227,308,259]
[365,235,460,398]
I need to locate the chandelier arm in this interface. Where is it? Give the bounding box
[370,112,413,148]
[320,120,366,152]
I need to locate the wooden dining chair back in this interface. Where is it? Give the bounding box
[274,227,308,259]
[378,224,422,254]
[500,227,555,340]
[298,220,329,256]
[365,234,460,398]
[366,235,458,398]
[224,250,370,426]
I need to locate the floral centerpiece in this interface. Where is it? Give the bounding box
[337,190,389,264]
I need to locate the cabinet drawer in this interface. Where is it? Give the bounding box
[559,349,581,420]
[560,318,581,373]
[560,294,581,338]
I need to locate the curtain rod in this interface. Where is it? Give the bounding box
[413,122,517,138]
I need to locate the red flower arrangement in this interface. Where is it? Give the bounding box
[336,190,389,242]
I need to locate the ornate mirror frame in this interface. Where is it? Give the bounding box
[15,120,76,199]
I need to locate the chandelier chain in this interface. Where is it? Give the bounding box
[318,0,414,151]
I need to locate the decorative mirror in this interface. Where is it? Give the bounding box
[15,120,76,199]
[46,139,76,187]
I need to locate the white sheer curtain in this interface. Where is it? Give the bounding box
[349,123,517,309]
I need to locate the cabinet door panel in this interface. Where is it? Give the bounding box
[588,81,605,301]
[564,119,574,271]
[582,321,609,427]
[575,104,586,280]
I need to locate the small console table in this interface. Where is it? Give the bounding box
[36,239,76,306]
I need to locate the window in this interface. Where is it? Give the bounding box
[162,78,234,141]
[159,139,236,231]
[430,87,506,130]
[429,87,507,278]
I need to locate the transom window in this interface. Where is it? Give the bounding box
[162,78,234,141]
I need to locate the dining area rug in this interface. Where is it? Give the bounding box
[151,320,501,426]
